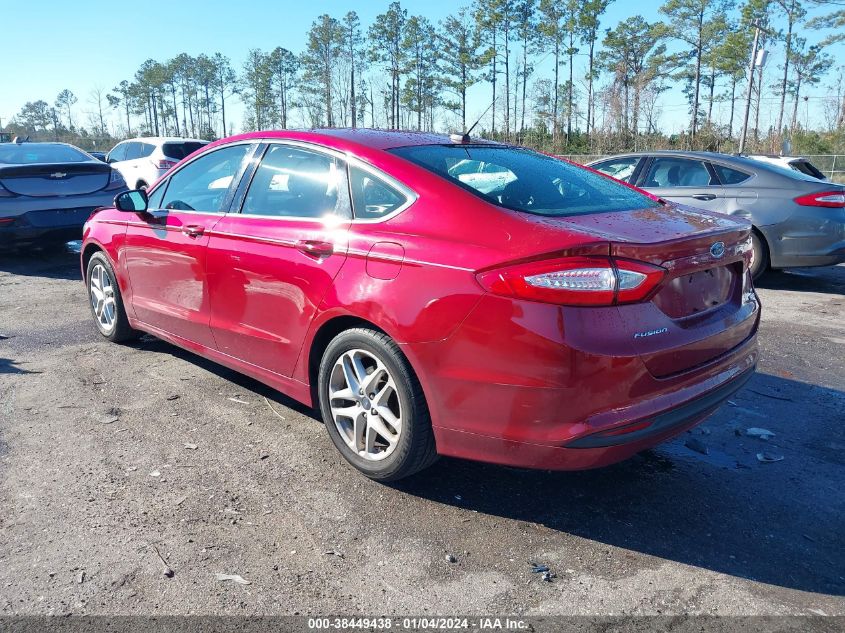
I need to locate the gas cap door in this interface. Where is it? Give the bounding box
[366,242,405,280]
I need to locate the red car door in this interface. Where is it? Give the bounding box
[123,143,255,348]
[205,142,351,376]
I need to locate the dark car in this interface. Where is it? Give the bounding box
[0,142,127,249]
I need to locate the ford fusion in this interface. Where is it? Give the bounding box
[80,130,759,481]
[0,141,127,248]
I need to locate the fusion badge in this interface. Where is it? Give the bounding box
[634,327,669,339]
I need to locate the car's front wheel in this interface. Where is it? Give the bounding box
[86,252,139,343]
[317,328,437,481]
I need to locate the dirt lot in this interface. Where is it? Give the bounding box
[1,246,843,617]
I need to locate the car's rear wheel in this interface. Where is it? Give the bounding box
[749,230,769,281]
[317,328,437,481]
[86,252,139,343]
[136,180,148,190]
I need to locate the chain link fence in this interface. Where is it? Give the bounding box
[559,154,845,184]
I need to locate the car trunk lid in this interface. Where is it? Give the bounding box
[547,204,758,377]
[0,161,111,197]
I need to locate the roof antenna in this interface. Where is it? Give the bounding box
[450,96,497,144]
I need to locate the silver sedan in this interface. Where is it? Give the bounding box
[588,151,845,279]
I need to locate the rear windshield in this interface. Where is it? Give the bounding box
[389,145,659,217]
[791,160,826,180]
[0,143,90,164]
[163,142,207,160]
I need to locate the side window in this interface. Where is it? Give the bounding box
[349,166,410,220]
[108,143,127,163]
[160,144,251,213]
[125,142,143,161]
[140,142,156,158]
[241,144,350,219]
[592,157,638,183]
[712,164,751,185]
[643,157,714,188]
[146,181,167,210]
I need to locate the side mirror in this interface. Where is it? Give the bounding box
[114,189,148,213]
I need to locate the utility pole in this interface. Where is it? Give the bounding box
[739,19,774,155]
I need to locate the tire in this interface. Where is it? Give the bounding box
[86,252,139,343]
[136,180,148,190]
[317,328,437,481]
[749,230,769,281]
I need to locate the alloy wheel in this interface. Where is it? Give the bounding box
[328,348,402,461]
[89,263,117,333]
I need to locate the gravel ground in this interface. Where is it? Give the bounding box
[0,246,843,617]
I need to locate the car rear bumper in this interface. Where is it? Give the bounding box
[0,188,122,248]
[768,249,845,268]
[405,293,759,471]
[564,365,753,448]
[764,211,845,268]
[0,207,98,248]
[427,341,756,470]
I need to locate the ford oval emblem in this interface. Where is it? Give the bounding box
[710,241,726,258]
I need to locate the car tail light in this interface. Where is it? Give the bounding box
[155,159,177,170]
[793,190,845,208]
[476,257,666,306]
[105,169,126,191]
[0,217,15,226]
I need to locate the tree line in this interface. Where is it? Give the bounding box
[7,0,845,155]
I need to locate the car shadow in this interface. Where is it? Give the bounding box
[128,335,319,420]
[0,242,81,281]
[756,265,845,295]
[117,331,845,596]
[391,371,845,597]
[0,357,42,374]
[123,329,845,596]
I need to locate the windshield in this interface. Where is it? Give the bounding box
[389,145,659,217]
[0,143,91,164]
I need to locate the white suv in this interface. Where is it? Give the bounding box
[106,137,209,190]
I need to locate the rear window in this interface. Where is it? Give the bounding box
[163,142,207,160]
[349,165,408,219]
[791,160,826,180]
[389,145,658,217]
[712,164,751,185]
[0,144,90,164]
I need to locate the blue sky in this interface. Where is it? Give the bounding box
[1,0,842,137]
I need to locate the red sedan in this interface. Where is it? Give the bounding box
[81,130,759,481]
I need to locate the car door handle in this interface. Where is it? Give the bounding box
[295,239,333,258]
[692,193,717,201]
[181,224,205,238]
